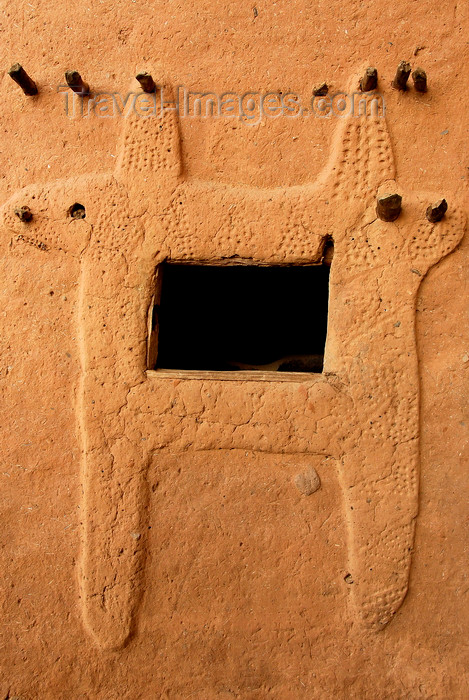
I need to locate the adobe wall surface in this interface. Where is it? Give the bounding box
[0,1,467,698]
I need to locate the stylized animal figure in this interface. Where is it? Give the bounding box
[1,72,465,649]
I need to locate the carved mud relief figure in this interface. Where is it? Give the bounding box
[0,72,465,650]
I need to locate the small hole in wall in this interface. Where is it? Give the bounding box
[68,202,86,219]
[148,256,331,373]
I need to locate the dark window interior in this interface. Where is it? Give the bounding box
[152,263,330,373]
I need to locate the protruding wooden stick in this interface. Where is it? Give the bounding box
[360,67,378,92]
[312,82,328,97]
[14,206,33,222]
[136,72,156,93]
[8,64,38,96]
[65,70,90,96]
[376,193,402,221]
[426,199,447,223]
[392,61,411,91]
[412,67,427,93]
